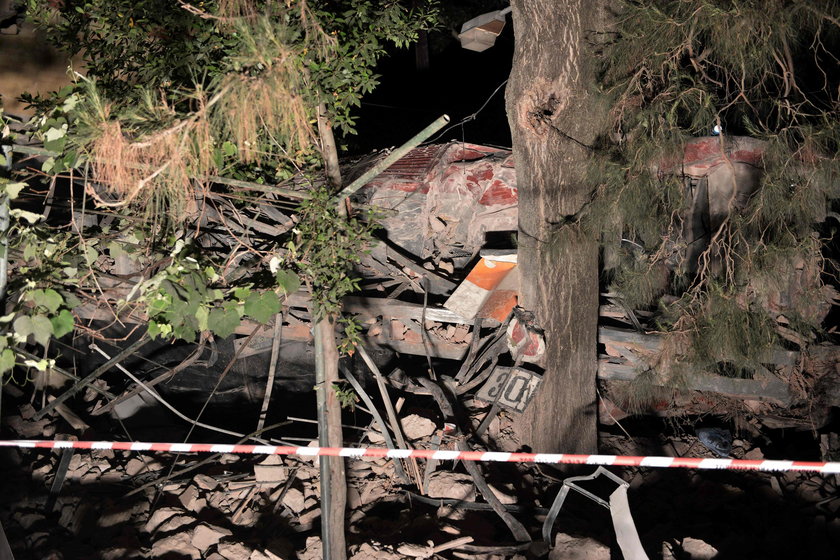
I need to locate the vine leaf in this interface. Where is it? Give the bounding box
[0,349,14,374]
[29,289,63,314]
[50,309,75,339]
[275,269,301,295]
[208,305,241,338]
[13,315,53,347]
[244,291,280,323]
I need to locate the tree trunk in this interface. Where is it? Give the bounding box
[505,1,610,454]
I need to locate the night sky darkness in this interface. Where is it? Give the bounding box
[349,16,515,154]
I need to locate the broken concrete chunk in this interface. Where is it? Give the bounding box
[218,542,254,560]
[124,457,147,477]
[401,414,436,441]
[151,533,201,560]
[193,473,220,491]
[144,506,192,533]
[549,533,610,560]
[426,472,475,501]
[350,543,404,560]
[219,453,240,464]
[254,455,287,483]
[179,485,206,513]
[281,487,306,513]
[192,523,233,552]
[157,514,197,534]
[98,504,134,527]
[296,536,322,560]
[681,537,719,559]
[298,507,322,526]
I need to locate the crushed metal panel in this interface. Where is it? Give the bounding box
[355,141,518,265]
[444,257,516,320]
[475,366,541,413]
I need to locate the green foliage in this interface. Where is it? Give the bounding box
[586,0,840,390]
[141,248,296,342]
[288,186,378,319]
[2,1,436,382]
[332,381,359,411]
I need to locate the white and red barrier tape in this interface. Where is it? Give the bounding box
[1,440,839,474]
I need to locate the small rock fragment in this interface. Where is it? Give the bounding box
[218,542,254,560]
[681,537,719,559]
[549,533,610,560]
[400,414,436,441]
[281,488,306,513]
[179,485,206,513]
[151,533,201,560]
[254,455,287,483]
[192,523,233,552]
[124,458,147,477]
[193,473,219,491]
[425,472,475,501]
[296,536,322,560]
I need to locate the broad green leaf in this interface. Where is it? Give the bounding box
[234,287,251,301]
[50,309,74,338]
[195,305,209,332]
[222,141,236,156]
[29,289,64,313]
[30,315,54,347]
[208,307,240,338]
[244,291,280,323]
[83,244,98,265]
[108,240,127,259]
[41,157,55,174]
[275,270,301,295]
[12,315,34,341]
[0,348,14,374]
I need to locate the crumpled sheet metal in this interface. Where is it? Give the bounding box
[357,142,517,264]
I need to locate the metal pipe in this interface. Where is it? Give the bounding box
[333,114,450,202]
[313,317,333,560]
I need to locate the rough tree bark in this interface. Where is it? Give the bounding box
[505,1,611,454]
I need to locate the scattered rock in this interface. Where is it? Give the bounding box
[296,536,322,560]
[298,506,322,526]
[488,483,517,505]
[16,512,45,530]
[281,487,306,513]
[144,507,181,533]
[401,414,437,440]
[549,533,610,560]
[254,455,287,483]
[124,458,148,477]
[350,543,403,560]
[193,473,220,491]
[192,523,233,551]
[745,447,765,461]
[157,514,198,534]
[681,537,719,559]
[426,472,475,501]
[218,542,254,560]
[179,485,207,513]
[151,532,201,560]
[219,454,240,464]
[98,504,134,527]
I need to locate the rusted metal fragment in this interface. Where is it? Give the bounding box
[354,142,517,265]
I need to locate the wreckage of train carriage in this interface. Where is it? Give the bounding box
[68,138,839,430]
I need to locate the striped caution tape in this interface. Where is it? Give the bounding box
[1,440,839,474]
